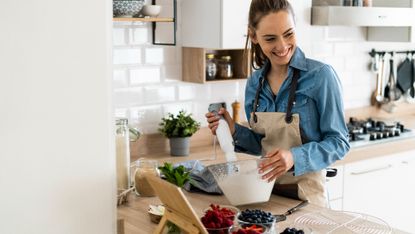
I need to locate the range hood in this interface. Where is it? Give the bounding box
[311,6,415,27]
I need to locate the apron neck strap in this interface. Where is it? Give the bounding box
[285,69,300,124]
[252,68,300,124]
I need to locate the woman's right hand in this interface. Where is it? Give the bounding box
[205,108,235,135]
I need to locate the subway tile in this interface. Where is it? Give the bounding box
[162,102,194,116]
[129,27,149,45]
[209,82,239,101]
[113,28,127,46]
[129,105,163,125]
[130,67,161,84]
[177,84,208,101]
[322,56,344,72]
[143,86,175,103]
[326,26,366,42]
[113,69,128,88]
[144,47,164,64]
[311,42,333,57]
[333,42,355,56]
[114,87,143,106]
[162,65,181,81]
[113,48,141,65]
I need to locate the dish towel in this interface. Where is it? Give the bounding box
[174,160,223,194]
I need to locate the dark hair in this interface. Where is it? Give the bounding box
[244,0,295,70]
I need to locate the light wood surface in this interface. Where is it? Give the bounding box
[145,174,207,234]
[123,104,415,233]
[113,17,174,22]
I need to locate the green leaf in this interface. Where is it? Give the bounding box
[158,110,201,138]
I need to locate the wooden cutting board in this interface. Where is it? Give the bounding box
[145,174,208,234]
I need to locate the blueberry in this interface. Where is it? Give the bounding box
[297,230,304,234]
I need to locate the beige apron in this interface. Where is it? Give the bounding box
[249,69,328,207]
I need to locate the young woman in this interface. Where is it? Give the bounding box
[205,0,350,207]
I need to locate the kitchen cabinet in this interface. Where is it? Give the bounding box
[182,47,251,83]
[181,0,251,49]
[343,150,415,233]
[311,1,415,42]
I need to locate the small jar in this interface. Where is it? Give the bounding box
[134,159,159,197]
[115,118,131,191]
[363,0,372,7]
[218,55,233,79]
[205,53,217,81]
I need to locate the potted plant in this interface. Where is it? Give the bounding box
[158,110,200,156]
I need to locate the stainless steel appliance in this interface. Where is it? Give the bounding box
[347,117,415,148]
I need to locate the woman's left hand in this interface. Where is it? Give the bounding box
[258,148,294,182]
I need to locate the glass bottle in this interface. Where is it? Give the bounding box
[219,55,233,79]
[134,159,160,197]
[115,118,131,191]
[206,53,217,81]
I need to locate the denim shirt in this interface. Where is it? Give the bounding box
[233,47,350,176]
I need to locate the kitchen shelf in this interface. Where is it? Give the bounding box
[112,0,177,46]
[182,47,251,84]
[113,17,174,22]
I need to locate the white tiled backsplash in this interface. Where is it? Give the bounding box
[113,2,415,134]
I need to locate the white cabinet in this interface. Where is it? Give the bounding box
[343,150,415,233]
[181,0,251,49]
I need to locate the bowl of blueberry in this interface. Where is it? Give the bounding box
[279,227,311,234]
[237,208,276,233]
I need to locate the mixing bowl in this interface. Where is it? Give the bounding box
[207,159,275,206]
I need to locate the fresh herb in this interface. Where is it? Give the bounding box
[158,162,191,188]
[158,110,200,138]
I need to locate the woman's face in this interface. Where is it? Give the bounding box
[251,10,296,68]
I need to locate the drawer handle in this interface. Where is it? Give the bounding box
[350,164,392,175]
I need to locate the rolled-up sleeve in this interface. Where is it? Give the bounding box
[291,65,350,176]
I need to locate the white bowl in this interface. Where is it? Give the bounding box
[207,159,275,206]
[141,5,162,17]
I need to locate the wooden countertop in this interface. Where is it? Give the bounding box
[120,103,415,233]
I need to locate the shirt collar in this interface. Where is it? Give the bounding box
[259,47,308,79]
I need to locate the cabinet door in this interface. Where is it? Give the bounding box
[221,0,251,49]
[181,0,251,49]
[343,151,415,233]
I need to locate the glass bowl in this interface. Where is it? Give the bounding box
[205,225,234,234]
[203,204,240,221]
[237,223,269,233]
[207,159,275,206]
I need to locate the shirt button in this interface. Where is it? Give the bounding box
[234,140,239,144]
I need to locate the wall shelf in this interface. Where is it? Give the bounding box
[113,17,174,22]
[112,0,177,46]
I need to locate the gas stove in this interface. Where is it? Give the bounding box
[347,117,415,148]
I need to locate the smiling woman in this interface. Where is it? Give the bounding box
[205,0,350,208]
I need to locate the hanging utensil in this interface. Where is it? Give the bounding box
[384,53,402,101]
[372,54,385,104]
[411,53,415,98]
[397,53,413,94]
[273,200,309,222]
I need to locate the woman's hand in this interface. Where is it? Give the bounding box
[205,108,235,135]
[258,149,294,182]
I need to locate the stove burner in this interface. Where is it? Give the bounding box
[347,117,413,148]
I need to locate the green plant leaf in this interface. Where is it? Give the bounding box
[158,110,200,138]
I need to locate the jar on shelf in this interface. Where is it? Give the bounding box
[115,118,131,191]
[205,53,217,81]
[133,159,159,197]
[218,55,233,79]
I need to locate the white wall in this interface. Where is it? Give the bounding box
[113,0,415,134]
[0,0,115,233]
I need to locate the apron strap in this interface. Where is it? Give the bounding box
[285,69,300,124]
[251,68,300,124]
[252,77,265,123]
